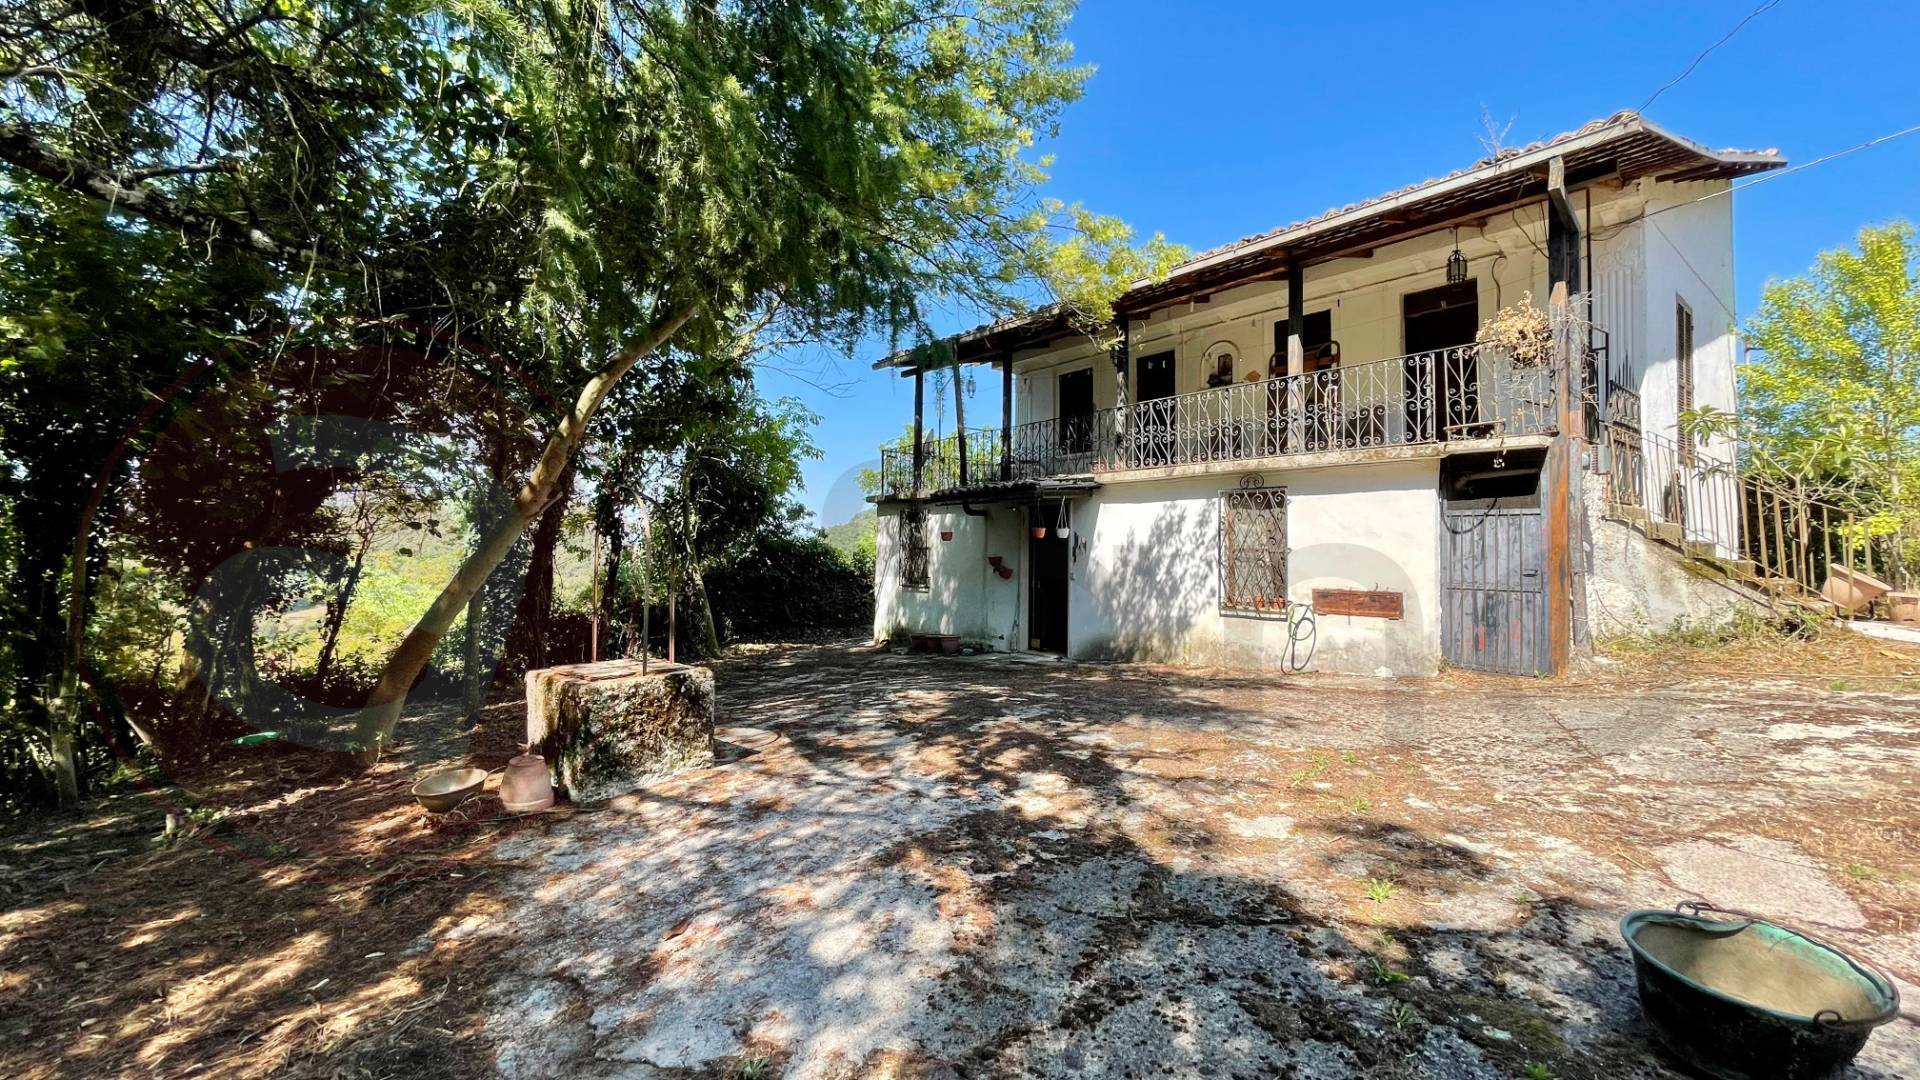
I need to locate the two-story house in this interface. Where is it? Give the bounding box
[869,112,1789,677]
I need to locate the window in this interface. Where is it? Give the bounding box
[899,507,929,590]
[1221,486,1288,613]
[1273,310,1334,369]
[1675,299,1696,462]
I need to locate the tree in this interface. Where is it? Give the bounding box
[1710,222,1920,585]
[5,0,1179,768]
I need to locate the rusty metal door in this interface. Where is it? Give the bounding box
[1442,500,1549,676]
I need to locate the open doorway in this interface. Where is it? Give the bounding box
[1404,280,1478,438]
[1027,504,1069,653]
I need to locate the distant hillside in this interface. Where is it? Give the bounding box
[820,509,876,565]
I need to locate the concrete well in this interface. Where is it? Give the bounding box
[526,659,715,802]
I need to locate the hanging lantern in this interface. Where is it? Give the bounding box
[1445,226,1469,284]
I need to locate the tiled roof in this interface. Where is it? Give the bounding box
[878,111,1783,370]
[1174,110,1778,269]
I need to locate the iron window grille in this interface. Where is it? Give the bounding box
[900,507,929,590]
[1221,486,1288,614]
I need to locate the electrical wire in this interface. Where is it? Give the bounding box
[1640,0,1785,113]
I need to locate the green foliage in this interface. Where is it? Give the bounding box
[1720,221,1920,582]
[2,0,1168,792]
[706,533,873,640]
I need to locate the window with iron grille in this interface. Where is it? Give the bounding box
[899,507,929,590]
[1221,487,1288,613]
[1676,299,1696,462]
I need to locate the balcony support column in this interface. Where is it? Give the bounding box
[1000,353,1014,481]
[911,367,925,494]
[1285,261,1305,450]
[1109,317,1129,463]
[951,351,970,488]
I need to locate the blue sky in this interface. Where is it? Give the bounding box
[765,0,1920,527]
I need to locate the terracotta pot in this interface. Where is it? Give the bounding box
[939,530,954,542]
[987,555,1004,568]
[1030,526,1047,539]
[1823,563,1892,615]
[500,752,555,812]
[936,634,962,654]
[1889,592,1920,625]
[996,566,1013,580]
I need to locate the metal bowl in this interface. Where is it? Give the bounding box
[411,767,488,813]
[1622,903,1900,1080]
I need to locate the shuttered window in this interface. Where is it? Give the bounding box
[1221,487,1288,613]
[1676,299,1695,462]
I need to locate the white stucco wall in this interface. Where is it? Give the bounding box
[1005,181,1736,458]
[1580,478,1766,638]
[875,459,1443,674]
[873,503,1027,649]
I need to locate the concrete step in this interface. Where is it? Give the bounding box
[1647,521,1685,546]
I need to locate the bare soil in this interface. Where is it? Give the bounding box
[5,636,1919,1079]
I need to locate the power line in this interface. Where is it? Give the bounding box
[1646,120,1920,219]
[1640,0,1784,113]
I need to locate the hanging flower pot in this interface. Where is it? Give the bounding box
[995,566,1013,580]
[1054,526,1071,539]
[939,529,954,542]
[1053,499,1071,540]
[1030,526,1048,540]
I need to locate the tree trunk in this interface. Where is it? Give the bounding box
[347,304,698,764]
[689,560,722,659]
[314,523,372,684]
[503,462,574,675]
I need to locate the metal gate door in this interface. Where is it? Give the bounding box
[1442,503,1549,675]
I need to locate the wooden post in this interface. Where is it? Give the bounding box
[640,504,650,675]
[1108,317,1129,469]
[911,367,925,493]
[1001,353,1014,481]
[589,521,603,662]
[1285,261,1305,450]
[667,591,676,665]
[1543,279,1582,675]
[952,351,970,488]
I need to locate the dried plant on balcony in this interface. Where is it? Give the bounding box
[1477,293,1556,368]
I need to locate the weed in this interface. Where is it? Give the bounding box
[735,1056,772,1080]
[1388,1002,1422,1031]
[1341,749,1358,765]
[1369,957,1410,985]
[1511,891,1537,906]
[1829,678,1859,692]
[1844,863,1879,881]
[1364,877,1397,904]
[1521,1062,1555,1080]
[1290,753,1333,789]
[1346,795,1372,814]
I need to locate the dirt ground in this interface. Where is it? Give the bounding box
[5,639,1919,1079]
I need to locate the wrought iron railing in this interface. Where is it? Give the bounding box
[1602,422,1903,604]
[876,343,1562,496]
[1606,381,1642,430]
[878,425,1004,496]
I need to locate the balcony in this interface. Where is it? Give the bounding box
[878,344,1560,498]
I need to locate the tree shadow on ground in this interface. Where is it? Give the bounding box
[0,695,542,1079]
[470,644,1916,1080]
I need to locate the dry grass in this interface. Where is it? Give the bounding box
[1597,612,1920,683]
[0,699,538,1080]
